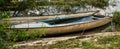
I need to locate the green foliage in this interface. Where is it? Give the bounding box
[0,40,10,49]
[0,0,110,10]
[18,0,38,10]
[0,23,8,39]
[0,11,16,49]
[96,35,120,49]
[7,30,28,41]
[0,11,10,19]
[63,5,72,13]
[51,0,109,9]
[0,0,38,11]
[0,0,5,6]
[49,39,102,49]
[113,12,120,25]
[7,25,46,42]
[81,41,102,49]
[0,11,45,49]
[85,0,109,9]
[0,11,11,39]
[0,0,110,16]
[0,10,46,48]
[0,40,17,49]
[97,35,120,44]
[49,35,120,49]
[7,29,46,42]
[37,0,110,15]
[112,12,120,30]
[0,0,11,6]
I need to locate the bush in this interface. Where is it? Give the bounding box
[0,11,46,42]
[0,11,16,49]
[113,12,120,25]
[7,29,46,42]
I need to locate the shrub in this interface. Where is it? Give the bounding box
[0,11,16,49]
[113,12,120,25]
[7,29,46,42]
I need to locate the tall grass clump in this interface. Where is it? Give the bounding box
[112,12,120,29]
[113,12,120,25]
[0,11,17,49]
[7,29,46,42]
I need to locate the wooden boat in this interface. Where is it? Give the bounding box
[2,11,98,25]
[10,15,112,35]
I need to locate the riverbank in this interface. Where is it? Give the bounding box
[15,31,120,49]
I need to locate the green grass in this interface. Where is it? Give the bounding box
[96,35,120,49]
[49,35,120,49]
[49,39,102,49]
[6,25,46,42]
[0,11,17,49]
[7,29,46,42]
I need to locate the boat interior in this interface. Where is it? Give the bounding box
[40,16,102,25]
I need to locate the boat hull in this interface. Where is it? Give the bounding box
[12,17,112,35]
